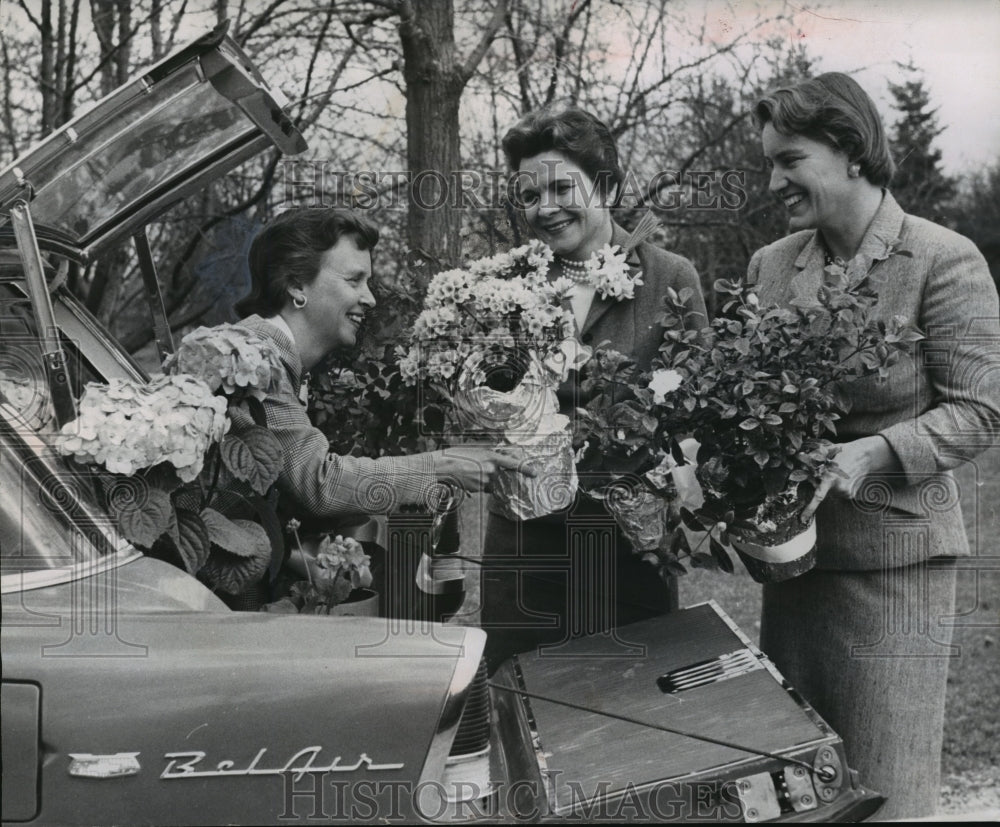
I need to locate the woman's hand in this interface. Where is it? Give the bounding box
[432,445,536,493]
[800,435,902,524]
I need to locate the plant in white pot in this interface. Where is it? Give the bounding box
[653,244,923,582]
[263,525,377,616]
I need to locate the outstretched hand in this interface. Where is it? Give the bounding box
[432,444,536,493]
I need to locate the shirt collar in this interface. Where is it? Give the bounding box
[794,190,906,271]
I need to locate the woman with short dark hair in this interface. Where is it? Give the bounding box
[480,105,707,670]
[749,72,1000,819]
[236,207,380,319]
[230,206,528,521]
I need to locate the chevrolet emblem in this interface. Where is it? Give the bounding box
[68,753,141,778]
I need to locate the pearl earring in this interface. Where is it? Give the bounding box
[848,164,861,178]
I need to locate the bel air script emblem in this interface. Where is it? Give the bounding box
[161,747,404,781]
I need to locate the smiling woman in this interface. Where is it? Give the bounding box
[749,72,1000,820]
[222,207,531,599]
[480,106,708,670]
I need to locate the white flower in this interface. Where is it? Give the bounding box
[648,368,683,404]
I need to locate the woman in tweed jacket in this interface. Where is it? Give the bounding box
[750,72,1000,819]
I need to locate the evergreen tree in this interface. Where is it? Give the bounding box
[888,61,956,223]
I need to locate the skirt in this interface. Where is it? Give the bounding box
[480,497,677,673]
[760,558,957,820]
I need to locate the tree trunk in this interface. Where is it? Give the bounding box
[398,0,464,283]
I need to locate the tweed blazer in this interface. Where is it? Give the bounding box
[748,191,1000,570]
[226,315,438,520]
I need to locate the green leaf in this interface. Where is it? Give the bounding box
[261,597,300,614]
[173,509,210,574]
[199,547,269,596]
[679,506,708,533]
[709,534,735,573]
[670,527,692,558]
[142,463,184,494]
[108,485,173,548]
[739,418,760,431]
[201,508,270,559]
[220,426,283,495]
[662,558,689,578]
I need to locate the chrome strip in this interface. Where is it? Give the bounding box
[1,548,142,594]
[418,627,487,789]
[10,201,77,426]
[657,649,763,694]
[511,656,556,811]
[53,288,147,381]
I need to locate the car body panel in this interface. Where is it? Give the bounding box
[3,575,482,825]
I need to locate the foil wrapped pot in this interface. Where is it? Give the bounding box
[491,431,578,521]
[603,487,669,551]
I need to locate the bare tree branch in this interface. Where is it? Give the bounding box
[502,4,534,112]
[543,0,590,106]
[459,0,506,84]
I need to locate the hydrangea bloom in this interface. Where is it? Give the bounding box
[54,374,228,482]
[315,534,372,590]
[164,324,284,401]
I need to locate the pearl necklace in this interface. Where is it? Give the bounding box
[556,256,593,285]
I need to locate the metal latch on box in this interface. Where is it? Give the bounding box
[736,762,823,822]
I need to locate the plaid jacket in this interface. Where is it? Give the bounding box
[228,315,438,519]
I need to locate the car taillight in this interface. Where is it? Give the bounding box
[440,659,492,804]
[449,659,491,756]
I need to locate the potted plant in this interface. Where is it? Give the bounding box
[54,324,286,600]
[395,240,590,520]
[262,524,378,616]
[572,336,733,581]
[653,242,923,582]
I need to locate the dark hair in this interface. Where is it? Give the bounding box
[753,72,895,187]
[235,207,379,318]
[502,105,624,203]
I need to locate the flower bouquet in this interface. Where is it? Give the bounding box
[653,242,923,582]
[262,528,376,616]
[54,324,287,597]
[398,240,589,519]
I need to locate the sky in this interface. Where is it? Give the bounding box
[707,0,1000,174]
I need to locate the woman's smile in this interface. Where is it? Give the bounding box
[517,150,614,260]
